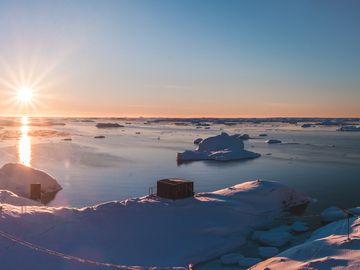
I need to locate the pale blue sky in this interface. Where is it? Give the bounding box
[0,0,359,117]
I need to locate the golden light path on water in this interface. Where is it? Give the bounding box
[18,117,32,167]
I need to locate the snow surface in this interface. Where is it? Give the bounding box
[0,179,308,269]
[252,217,360,270]
[177,132,261,161]
[0,163,62,199]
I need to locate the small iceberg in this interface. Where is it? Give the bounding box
[337,126,360,131]
[266,139,282,144]
[96,123,124,128]
[177,132,261,161]
[301,124,312,128]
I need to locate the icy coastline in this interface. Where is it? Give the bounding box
[252,216,360,270]
[0,179,308,269]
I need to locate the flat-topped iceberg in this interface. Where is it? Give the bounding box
[177,132,260,161]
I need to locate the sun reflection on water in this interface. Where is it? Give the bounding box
[18,117,32,167]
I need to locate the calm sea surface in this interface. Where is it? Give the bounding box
[1,119,360,228]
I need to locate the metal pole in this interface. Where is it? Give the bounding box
[348,212,351,241]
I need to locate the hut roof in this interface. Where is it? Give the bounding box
[157,178,193,185]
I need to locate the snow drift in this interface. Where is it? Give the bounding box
[0,180,308,269]
[252,216,360,270]
[177,132,261,161]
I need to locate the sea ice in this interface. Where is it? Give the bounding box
[291,223,309,232]
[238,257,262,267]
[268,225,292,233]
[251,216,360,270]
[337,126,360,131]
[96,123,124,128]
[177,132,261,161]
[258,247,279,258]
[266,139,282,144]
[239,134,249,140]
[321,206,346,222]
[220,253,245,265]
[301,124,311,128]
[259,232,293,247]
[252,230,267,240]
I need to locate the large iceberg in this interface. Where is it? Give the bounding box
[177,132,261,161]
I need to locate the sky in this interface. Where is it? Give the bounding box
[0,0,359,118]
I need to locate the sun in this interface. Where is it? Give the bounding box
[18,87,33,102]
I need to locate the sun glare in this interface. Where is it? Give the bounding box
[18,87,33,102]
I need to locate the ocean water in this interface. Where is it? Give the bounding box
[1,118,360,228]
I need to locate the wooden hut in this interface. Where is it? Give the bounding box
[30,183,42,201]
[157,179,194,200]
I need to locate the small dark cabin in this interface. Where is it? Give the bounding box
[157,179,194,200]
[30,183,42,201]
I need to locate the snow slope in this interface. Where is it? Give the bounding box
[251,216,360,270]
[0,180,308,270]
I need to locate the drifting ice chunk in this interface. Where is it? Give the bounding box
[238,258,262,267]
[252,231,267,240]
[291,222,309,232]
[266,139,282,144]
[301,124,312,128]
[221,253,245,265]
[239,134,250,140]
[349,207,360,215]
[321,207,346,222]
[258,247,279,258]
[268,225,292,233]
[259,232,292,247]
[96,123,124,128]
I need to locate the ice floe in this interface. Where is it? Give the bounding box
[259,232,293,247]
[258,247,279,258]
[220,253,244,265]
[266,139,282,144]
[321,206,347,222]
[252,216,360,270]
